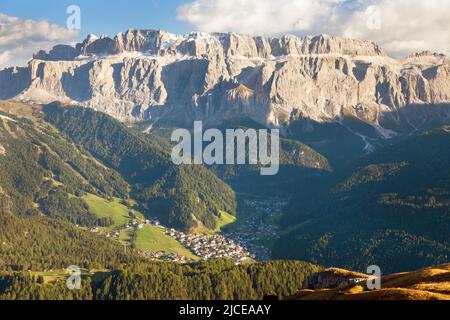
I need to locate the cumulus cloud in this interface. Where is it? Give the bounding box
[177,0,450,58]
[0,13,79,69]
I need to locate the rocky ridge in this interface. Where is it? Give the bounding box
[295,264,450,300]
[0,29,449,136]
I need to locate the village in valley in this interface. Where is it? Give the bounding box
[91,216,256,264]
[222,198,287,262]
[89,197,287,265]
[167,229,252,263]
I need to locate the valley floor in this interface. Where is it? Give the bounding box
[82,193,283,264]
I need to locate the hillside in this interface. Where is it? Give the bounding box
[0,101,129,226]
[43,103,237,231]
[0,100,238,232]
[273,126,450,273]
[294,264,450,300]
[0,259,321,300]
[192,118,333,196]
[0,209,141,271]
[0,103,142,270]
[2,99,449,275]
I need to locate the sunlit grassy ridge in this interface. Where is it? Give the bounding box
[214,211,237,232]
[0,100,42,119]
[294,264,450,300]
[82,194,142,231]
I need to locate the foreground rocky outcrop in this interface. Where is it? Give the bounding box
[294,264,450,300]
[302,268,370,290]
[1,29,449,136]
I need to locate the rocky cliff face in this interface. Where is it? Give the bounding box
[1,29,449,136]
[303,268,370,290]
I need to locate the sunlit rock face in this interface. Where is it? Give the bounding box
[1,29,450,133]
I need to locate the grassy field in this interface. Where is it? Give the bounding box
[118,229,133,245]
[82,194,143,231]
[214,211,237,232]
[192,211,237,234]
[29,270,68,284]
[0,100,42,120]
[135,225,198,260]
[82,194,196,259]
[29,269,111,285]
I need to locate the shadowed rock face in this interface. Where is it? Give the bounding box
[1,29,449,134]
[0,66,31,100]
[303,268,370,290]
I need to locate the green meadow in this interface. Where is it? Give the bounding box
[82,194,143,231]
[135,225,198,260]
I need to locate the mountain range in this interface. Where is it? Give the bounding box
[1,30,449,142]
[0,29,449,286]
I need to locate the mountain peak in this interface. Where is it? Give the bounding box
[33,29,388,62]
[86,33,99,42]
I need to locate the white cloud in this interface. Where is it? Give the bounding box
[0,13,79,69]
[177,0,450,58]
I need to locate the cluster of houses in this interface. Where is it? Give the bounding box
[105,231,121,239]
[127,218,146,230]
[92,215,163,240]
[167,229,253,264]
[223,230,271,261]
[244,199,288,219]
[222,198,288,261]
[88,198,289,264]
[89,227,100,233]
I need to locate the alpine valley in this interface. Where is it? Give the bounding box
[0,29,449,300]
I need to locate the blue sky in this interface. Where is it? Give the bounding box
[0,0,191,38]
[0,0,449,69]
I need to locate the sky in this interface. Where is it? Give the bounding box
[1,0,450,68]
[0,0,189,37]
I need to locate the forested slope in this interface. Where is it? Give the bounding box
[273,127,450,273]
[43,104,237,230]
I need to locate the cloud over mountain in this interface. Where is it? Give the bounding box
[177,0,450,58]
[0,13,79,69]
